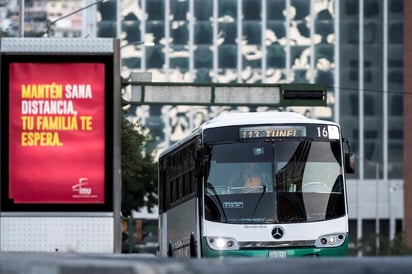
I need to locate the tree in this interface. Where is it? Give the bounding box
[121,112,158,216]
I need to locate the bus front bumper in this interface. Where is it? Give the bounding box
[201,236,349,258]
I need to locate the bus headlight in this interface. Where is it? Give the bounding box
[315,233,346,248]
[206,237,239,251]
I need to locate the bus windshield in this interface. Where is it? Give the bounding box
[204,140,345,224]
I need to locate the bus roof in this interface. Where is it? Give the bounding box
[201,111,337,129]
[159,112,338,158]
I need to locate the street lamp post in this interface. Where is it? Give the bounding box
[355,155,381,256]
[19,0,24,37]
[375,162,380,255]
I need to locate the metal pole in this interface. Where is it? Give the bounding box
[19,0,24,37]
[376,163,380,255]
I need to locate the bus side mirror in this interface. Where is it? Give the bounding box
[345,152,355,174]
[196,145,210,178]
[342,137,355,174]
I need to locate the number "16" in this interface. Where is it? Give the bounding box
[316,127,328,138]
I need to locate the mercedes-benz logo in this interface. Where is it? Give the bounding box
[271,226,284,240]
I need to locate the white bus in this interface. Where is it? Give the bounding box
[158,112,354,258]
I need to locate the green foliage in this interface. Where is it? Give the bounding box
[349,233,412,256]
[121,112,158,216]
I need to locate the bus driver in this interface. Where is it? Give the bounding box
[241,168,263,193]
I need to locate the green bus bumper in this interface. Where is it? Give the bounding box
[202,235,349,258]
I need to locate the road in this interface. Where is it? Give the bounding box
[0,253,412,274]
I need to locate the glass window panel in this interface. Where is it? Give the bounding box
[242,0,261,20]
[146,21,165,44]
[315,22,334,44]
[171,0,188,21]
[316,45,334,63]
[170,46,189,69]
[122,57,141,70]
[347,22,359,44]
[241,69,262,83]
[147,0,164,21]
[267,0,285,20]
[389,95,403,116]
[219,0,237,19]
[291,46,310,68]
[349,66,358,82]
[364,94,376,116]
[123,11,138,21]
[243,55,261,69]
[388,136,403,177]
[388,58,402,68]
[389,0,403,13]
[195,22,213,44]
[316,9,333,21]
[365,47,383,70]
[218,45,237,68]
[388,145,403,179]
[216,69,241,83]
[195,46,213,68]
[344,0,358,16]
[195,69,212,82]
[98,1,117,20]
[267,21,286,40]
[387,0,403,177]
[265,69,288,83]
[122,21,140,44]
[389,23,403,44]
[364,22,379,44]
[349,94,359,116]
[292,70,309,83]
[219,23,237,45]
[364,141,376,161]
[243,22,261,45]
[296,21,310,38]
[348,220,358,248]
[170,58,189,69]
[291,0,310,20]
[388,129,402,139]
[363,74,383,178]
[97,21,117,38]
[396,220,403,235]
[388,70,402,84]
[266,45,286,68]
[194,0,213,20]
[146,46,165,68]
[171,22,188,44]
[364,0,380,18]
[315,71,333,87]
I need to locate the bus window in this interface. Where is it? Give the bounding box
[206,143,273,194]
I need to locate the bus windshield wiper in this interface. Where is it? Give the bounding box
[251,185,267,222]
[206,182,228,222]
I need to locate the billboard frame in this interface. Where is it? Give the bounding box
[0,38,121,252]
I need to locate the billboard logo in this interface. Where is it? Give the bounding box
[72,177,92,196]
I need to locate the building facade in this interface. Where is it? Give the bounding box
[1,0,405,252]
[101,0,405,253]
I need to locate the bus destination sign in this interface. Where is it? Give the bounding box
[239,126,307,139]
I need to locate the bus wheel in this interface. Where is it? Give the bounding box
[167,243,173,257]
[190,233,197,258]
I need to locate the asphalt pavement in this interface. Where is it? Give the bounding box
[1,253,412,274]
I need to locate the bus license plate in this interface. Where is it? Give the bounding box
[268,250,287,258]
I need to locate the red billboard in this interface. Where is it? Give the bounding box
[8,62,106,204]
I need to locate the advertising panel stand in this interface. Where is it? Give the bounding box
[0,38,121,253]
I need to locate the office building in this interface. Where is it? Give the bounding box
[96,0,406,252]
[1,0,406,251]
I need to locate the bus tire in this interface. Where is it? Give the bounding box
[190,233,197,258]
[167,243,173,257]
